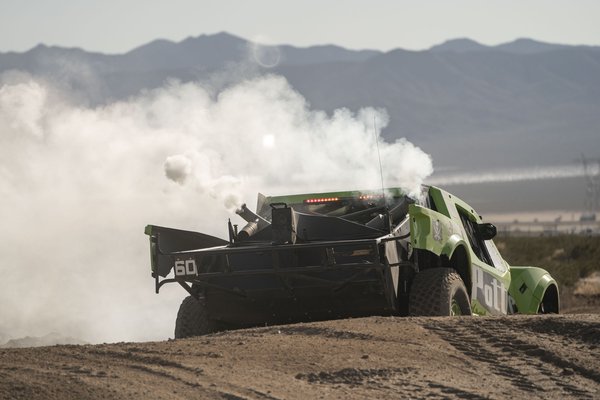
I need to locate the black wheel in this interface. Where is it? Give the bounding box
[409,268,471,316]
[174,296,220,338]
[537,285,559,314]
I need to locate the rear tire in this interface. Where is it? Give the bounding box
[174,296,220,338]
[409,268,471,316]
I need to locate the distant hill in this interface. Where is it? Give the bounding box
[0,331,10,345]
[1,32,598,170]
[430,38,489,52]
[1,332,88,348]
[494,38,570,54]
[430,37,570,54]
[278,46,600,168]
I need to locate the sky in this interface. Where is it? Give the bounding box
[1,0,599,54]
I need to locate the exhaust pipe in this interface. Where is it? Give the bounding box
[235,204,270,241]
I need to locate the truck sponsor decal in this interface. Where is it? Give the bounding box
[473,266,507,315]
[432,220,442,242]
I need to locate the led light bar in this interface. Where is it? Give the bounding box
[358,194,383,200]
[304,197,340,204]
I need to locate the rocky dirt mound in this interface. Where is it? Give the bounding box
[0,314,598,399]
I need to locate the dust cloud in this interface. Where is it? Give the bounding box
[0,72,432,343]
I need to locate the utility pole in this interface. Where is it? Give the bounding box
[580,154,600,222]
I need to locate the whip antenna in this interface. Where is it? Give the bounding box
[373,115,386,203]
[373,115,390,232]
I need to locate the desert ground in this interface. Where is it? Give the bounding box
[1,312,599,400]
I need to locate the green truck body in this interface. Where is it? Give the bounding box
[146,185,559,337]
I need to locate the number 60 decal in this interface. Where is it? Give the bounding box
[174,259,198,276]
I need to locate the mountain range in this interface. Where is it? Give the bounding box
[1,32,599,170]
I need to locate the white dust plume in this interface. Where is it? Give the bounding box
[0,73,432,344]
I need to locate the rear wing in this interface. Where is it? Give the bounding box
[144,225,228,277]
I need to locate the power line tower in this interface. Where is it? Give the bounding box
[580,154,600,222]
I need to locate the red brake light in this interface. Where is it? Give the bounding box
[304,197,340,204]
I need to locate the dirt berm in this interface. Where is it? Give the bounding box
[1,314,599,399]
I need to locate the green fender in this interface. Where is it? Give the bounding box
[441,234,471,262]
[509,266,559,314]
[409,204,469,261]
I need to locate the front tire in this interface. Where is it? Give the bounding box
[409,268,471,316]
[174,296,220,338]
[537,284,559,314]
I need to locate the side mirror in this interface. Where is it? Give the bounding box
[477,223,497,240]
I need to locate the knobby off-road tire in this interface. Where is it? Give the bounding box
[174,296,220,339]
[409,268,471,316]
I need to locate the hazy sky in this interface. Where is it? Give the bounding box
[1,0,599,53]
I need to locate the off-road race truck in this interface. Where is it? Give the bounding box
[145,185,559,338]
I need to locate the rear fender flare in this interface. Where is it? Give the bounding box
[442,237,472,296]
[409,204,466,260]
[408,205,474,297]
[441,234,470,263]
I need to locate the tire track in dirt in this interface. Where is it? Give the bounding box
[294,366,488,400]
[0,344,275,400]
[424,381,489,400]
[421,317,599,399]
[82,346,285,400]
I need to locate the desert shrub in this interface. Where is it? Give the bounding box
[496,235,600,287]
